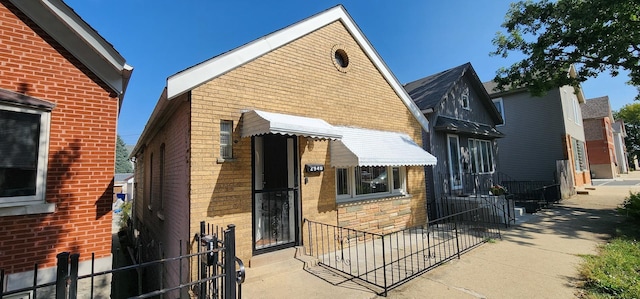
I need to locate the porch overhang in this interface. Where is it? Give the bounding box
[241,110,342,140]
[330,126,437,167]
[434,116,504,138]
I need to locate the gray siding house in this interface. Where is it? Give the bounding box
[405,63,504,212]
[483,65,591,194]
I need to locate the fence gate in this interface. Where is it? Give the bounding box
[0,222,245,299]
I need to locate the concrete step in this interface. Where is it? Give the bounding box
[244,247,320,283]
[248,247,297,268]
[513,207,525,217]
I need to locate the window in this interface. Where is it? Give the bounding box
[0,104,52,210]
[572,138,587,171]
[148,153,153,211]
[461,88,470,109]
[159,143,165,211]
[336,166,406,201]
[469,139,494,174]
[220,120,233,159]
[492,98,504,125]
[572,95,582,126]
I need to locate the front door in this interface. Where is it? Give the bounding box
[253,134,299,253]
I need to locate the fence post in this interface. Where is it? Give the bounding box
[68,253,79,299]
[56,252,70,299]
[199,221,206,299]
[381,236,388,297]
[454,221,461,260]
[224,224,237,299]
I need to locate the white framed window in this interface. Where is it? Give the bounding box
[572,138,587,172]
[336,166,406,202]
[469,139,494,174]
[461,88,470,110]
[220,120,233,159]
[492,97,504,125]
[572,95,582,126]
[0,104,52,210]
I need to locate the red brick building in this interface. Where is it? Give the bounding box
[581,96,617,179]
[0,0,131,294]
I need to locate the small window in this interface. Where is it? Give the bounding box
[336,168,349,196]
[220,120,233,159]
[148,153,153,211]
[331,45,351,73]
[572,95,582,126]
[461,88,470,109]
[159,143,165,211]
[334,49,349,68]
[0,104,51,209]
[492,98,504,125]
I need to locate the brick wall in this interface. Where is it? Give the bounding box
[187,21,426,263]
[0,2,117,274]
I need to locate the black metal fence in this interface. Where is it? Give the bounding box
[304,199,504,296]
[436,172,561,215]
[0,223,244,299]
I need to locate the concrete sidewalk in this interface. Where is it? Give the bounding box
[242,172,640,299]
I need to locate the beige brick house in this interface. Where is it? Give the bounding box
[131,5,436,287]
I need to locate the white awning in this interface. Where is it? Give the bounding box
[330,126,437,167]
[241,110,342,140]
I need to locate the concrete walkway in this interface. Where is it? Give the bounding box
[242,172,640,299]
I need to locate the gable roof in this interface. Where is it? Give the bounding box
[162,5,428,131]
[581,96,614,120]
[8,0,133,102]
[483,65,586,104]
[404,62,502,124]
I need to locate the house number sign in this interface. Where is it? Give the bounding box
[305,164,324,173]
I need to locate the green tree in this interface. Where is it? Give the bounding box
[614,103,640,168]
[115,134,133,173]
[491,0,640,98]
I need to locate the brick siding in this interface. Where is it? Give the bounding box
[0,1,117,274]
[186,21,426,262]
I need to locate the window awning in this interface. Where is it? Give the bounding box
[241,110,342,140]
[434,116,505,138]
[330,126,437,167]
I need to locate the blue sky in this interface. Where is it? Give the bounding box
[66,0,638,145]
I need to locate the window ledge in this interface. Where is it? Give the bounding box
[0,203,56,217]
[217,157,237,163]
[337,193,412,207]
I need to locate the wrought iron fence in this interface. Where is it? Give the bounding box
[0,223,244,299]
[304,199,503,296]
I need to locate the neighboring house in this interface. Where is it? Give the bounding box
[114,173,134,202]
[581,96,618,179]
[483,65,591,196]
[0,0,132,295]
[404,63,504,208]
[612,119,630,174]
[130,5,436,294]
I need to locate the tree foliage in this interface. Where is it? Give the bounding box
[614,103,640,167]
[115,134,133,173]
[491,0,640,98]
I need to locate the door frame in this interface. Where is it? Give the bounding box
[251,135,301,254]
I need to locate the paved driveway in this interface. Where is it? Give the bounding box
[591,179,640,186]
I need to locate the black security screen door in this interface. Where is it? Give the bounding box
[252,134,299,253]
